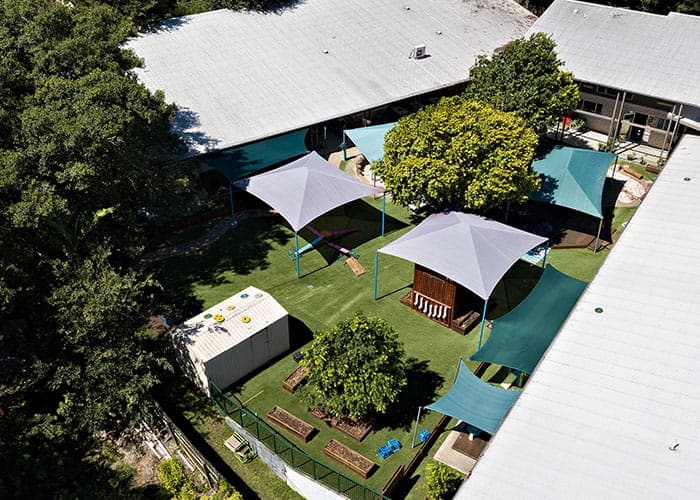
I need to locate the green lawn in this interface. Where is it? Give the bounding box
[155,198,625,498]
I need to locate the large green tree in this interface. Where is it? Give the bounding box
[376,97,540,212]
[301,313,407,421]
[464,33,579,135]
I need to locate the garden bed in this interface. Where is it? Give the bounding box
[281,365,307,393]
[267,406,316,443]
[311,407,373,442]
[323,439,376,478]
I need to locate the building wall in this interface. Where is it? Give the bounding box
[574,82,680,149]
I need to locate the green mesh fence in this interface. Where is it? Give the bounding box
[209,381,387,500]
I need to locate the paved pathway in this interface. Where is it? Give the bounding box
[140,209,275,265]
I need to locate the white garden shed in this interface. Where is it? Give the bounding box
[171,286,289,396]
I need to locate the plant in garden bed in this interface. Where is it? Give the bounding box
[300,313,407,422]
[423,461,463,500]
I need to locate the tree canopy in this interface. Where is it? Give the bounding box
[375,97,540,212]
[301,313,407,421]
[464,33,579,136]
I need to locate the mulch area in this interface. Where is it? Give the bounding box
[451,432,490,460]
[311,407,373,442]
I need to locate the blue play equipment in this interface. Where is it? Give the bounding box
[286,235,324,261]
[377,444,392,459]
[378,439,401,459]
[418,429,430,443]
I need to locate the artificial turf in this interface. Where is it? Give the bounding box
[154,197,626,497]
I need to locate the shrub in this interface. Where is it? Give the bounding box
[423,461,463,500]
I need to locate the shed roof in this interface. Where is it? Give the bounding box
[456,135,700,499]
[126,0,535,155]
[171,286,288,363]
[526,0,700,107]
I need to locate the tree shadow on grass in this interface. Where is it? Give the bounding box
[377,358,444,431]
[154,217,292,298]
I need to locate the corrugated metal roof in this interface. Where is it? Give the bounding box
[456,134,700,499]
[126,0,535,155]
[171,286,288,363]
[526,0,700,107]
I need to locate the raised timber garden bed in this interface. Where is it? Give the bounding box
[282,365,307,393]
[267,406,316,443]
[324,439,376,478]
[311,407,373,442]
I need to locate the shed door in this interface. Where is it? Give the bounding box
[251,328,270,367]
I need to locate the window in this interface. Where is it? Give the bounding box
[656,118,671,130]
[596,85,618,97]
[580,100,603,114]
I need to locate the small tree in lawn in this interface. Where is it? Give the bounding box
[301,313,407,421]
[464,33,580,135]
[375,97,539,212]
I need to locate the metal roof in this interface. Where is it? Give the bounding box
[171,286,288,363]
[126,0,535,155]
[456,134,700,499]
[526,0,700,107]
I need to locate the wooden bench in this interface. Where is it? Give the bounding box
[282,365,307,393]
[323,439,376,478]
[622,166,644,180]
[267,406,316,442]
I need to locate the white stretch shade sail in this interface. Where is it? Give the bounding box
[234,151,383,232]
[379,212,547,299]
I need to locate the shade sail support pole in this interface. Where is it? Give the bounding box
[373,252,379,301]
[478,299,489,349]
[542,240,550,269]
[342,132,347,161]
[411,406,423,448]
[594,218,603,253]
[295,232,301,279]
[381,192,386,236]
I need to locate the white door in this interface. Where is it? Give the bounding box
[251,328,270,367]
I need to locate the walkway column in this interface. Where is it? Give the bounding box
[294,232,301,279]
[229,182,235,220]
[342,131,347,161]
[542,241,550,269]
[477,299,489,349]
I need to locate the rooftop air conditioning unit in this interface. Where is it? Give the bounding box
[410,44,426,59]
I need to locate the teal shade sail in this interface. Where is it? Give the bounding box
[530,146,615,219]
[470,265,587,374]
[344,122,395,163]
[200,128,308,181]
[426,361,520,435]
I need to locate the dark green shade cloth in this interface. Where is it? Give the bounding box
[200,128,308,181]
[470,265,587,374]
[426,361,520,435]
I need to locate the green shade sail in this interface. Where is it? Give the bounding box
[344,122,395,163]
[426,361,520,435]
[530,146,615,219]
[200,128,308,181]
[470,265,587,374]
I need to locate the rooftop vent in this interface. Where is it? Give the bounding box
[410,44,427,59]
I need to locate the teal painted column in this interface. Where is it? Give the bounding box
[373,252,379,301]
[295,232,301,279]
[477,299,489,349]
